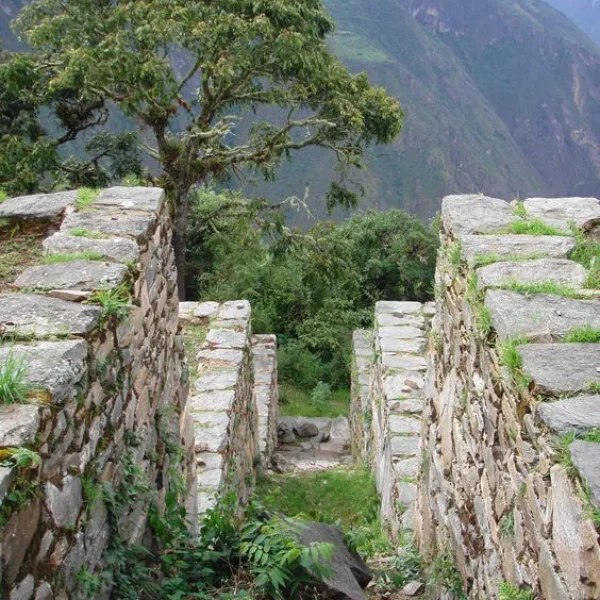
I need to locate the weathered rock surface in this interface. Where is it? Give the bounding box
[538,395,600,435]
[570,441,600,506]
[95,186,165,213]
[0,405,40,447]
[442,194,517,235]
[476,259,586,290]
[485,289,600,341]
[61,210,155,242]
[45,476,83,529]
[0,294,101,337]
[520,344,600,396]
[277,421,296,444]
[43,233,140,264]
[14,260,127,291]
[292,520,371,600]
[0,191,77,222]
[524,197,600,232]
[461,234,576,267]
[0,341,88,402]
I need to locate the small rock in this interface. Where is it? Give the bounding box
[402,581,425,596]
[277,421,296,444]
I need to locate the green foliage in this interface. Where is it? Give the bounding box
[427,553,466,599]
[189,189,438,391]
[75,187,100,210]
[472,253,546,268]
[89,284,132,323]
[498,581,535,600]
[256,467,391,559]
[508,219,564,236]
[310,381,333,409]
[0,447,41,469]
[44,251,104,263]
[67,228,105,239]
[499,512,515,537]
[0,351,30,404]
[512,201,527,218]
[498,338,531,392]
[569,232,600,289]
[564,325,600,343]
[0,190,7,203]
[279,384,349,418]
[449,240,463,273]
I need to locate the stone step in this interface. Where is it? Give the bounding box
[442,194,517,235]
[537,395,600,435]
[570,440,600,507]
[43,233,140,264]
[0,190,77,222]
[524,197,600,233]
[520,343,600,397]
[461,234,576,267]
[476,259,586,290]
[0,293,101,338]
[14,260,127,292]
[485,289,600,342]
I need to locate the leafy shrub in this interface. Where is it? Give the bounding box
[310,382,332,408]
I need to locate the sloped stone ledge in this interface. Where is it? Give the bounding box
[417,193,600,599]
[350,330,373,460]
[0,187,189,600]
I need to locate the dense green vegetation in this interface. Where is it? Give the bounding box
[187,188,437,396]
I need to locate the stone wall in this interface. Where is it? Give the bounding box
[417,195,600,599]
[351,302,432,540]
[179,302,278,520]
[0,187,190,599]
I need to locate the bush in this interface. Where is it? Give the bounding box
[278,340,326,391]
[310,382,332,408]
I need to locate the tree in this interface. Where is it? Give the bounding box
[7,0,402,296]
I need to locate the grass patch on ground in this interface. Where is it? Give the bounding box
[0,351,30,404]
[68,227,106,239]
[255,467,391,559]
[279,383,350,418]
[564,325,600,343]
[498,279,582,298]
[183,323,209,382]
[44,251,105,263]
[508,219,565,236]
[75,188,100,211]
[0,227,45,292]
[498,338,531,392]
[472,253,547,268]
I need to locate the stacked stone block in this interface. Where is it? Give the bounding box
[183,301,263,518]
[418,194,600,599]
[350,303,431,540]
[350,330,373,460]
[0,187,190,600]
[252,334,279,467]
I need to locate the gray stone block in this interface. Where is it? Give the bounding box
[14,260,127,291]
[0,191,77,222]
[461,235,576,267]
[570,440,600,507]
[0,340,87,401]
[0,294,101,337]
[375,301,422,315]
[442,194,517,235]
[189,390,236,413]
[538,395,600,435]
[520,344,600,396]
[45,476,83,529]
[524,197,600,232]
[476,259,586,290]
[205,329,247,349]
[95,186,165,213]
[43,233,140,264]
[485,289,600,341]
[61,210,155,242]
[0,405,40,446]
[391,435,419,456]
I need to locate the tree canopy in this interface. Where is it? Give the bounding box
[2,0,403,294]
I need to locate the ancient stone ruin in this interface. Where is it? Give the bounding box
[0,187,599,599]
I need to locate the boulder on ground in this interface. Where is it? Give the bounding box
[291,520,372,600]
[277,421,296,444]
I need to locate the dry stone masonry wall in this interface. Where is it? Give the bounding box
[179,301,278,521]
[0,187,190,600]
[351,302,432,540]
[417,194,600,599]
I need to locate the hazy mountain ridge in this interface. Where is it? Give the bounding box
[545,0,600,45]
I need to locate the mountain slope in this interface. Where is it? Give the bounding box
[545,0,600,46]
[254,0,600,219]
